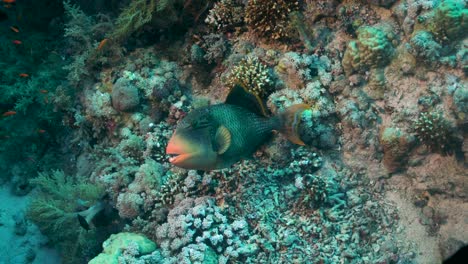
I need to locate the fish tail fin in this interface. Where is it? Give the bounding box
[277,104,310,145]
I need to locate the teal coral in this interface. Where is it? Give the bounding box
[409,30,442,63]
[427,0,468,42]
[89,232,157,264]
[342,25,395,75]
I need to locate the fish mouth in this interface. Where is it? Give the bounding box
[166,133,196,165]
[167,152,191,164]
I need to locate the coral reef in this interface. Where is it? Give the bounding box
[205,0,244,31]
[89,232,157,264]
[413,111,453,153]
[380,127,415,173]
[225,56,273,97]
[27,170,107,263]
[425,0,468,42]
[409,30,442,64]
[245,0,300,40]
[1,0,467,263]
[342,25,396,75]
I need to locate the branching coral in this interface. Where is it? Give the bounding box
[342,25,395,75]
[245,0,300,40]
[200,33,229,64]
[413,111,453,152]
[225,56,273,97]
[205,0,245,31]
[154,197,257,263]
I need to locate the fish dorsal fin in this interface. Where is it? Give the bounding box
[214,125,231,154]
[225,84,268,117]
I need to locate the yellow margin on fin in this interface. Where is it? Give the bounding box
[225,84,269,117]
[215,125,232,154]
[279,104,310,146]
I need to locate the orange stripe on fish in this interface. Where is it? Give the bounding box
[2,111,16,117]
[12,40,21,45]
[19,73,29,78]
[10,26,19,33]
[97,38,109,50]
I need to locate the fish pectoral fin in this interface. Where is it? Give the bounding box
[214,125,231,154]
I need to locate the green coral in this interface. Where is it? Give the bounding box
[225,56,273,97]
[89,232,157,264]
[342,25,395,75]
[413,111,453,152]
[109,0,189,41]
[427,0,468,42]
[110,0,158,41]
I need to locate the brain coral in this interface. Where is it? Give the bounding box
[342,25,395,75]
[245,0,300,40]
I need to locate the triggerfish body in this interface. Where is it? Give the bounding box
[166,85,309,170]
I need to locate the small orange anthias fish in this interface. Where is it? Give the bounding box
[12,40,21,45]
[10,26,19,33]
[3,0,16,3]
[39,89,48,94]
[2,111,16,117]
[19,73,28,78]
[166,85,309,170]
[97,38,109,50]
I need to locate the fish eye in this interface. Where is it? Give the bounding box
[191,118,210,129]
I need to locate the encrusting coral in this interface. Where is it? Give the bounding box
[425,0,468,42]
[342,25,395,75]
[89,232,157,264]
[380,127,415,173]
